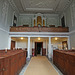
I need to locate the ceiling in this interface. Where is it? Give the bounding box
[13,0,72,14]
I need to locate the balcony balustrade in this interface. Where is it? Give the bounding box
[10,26,69,32]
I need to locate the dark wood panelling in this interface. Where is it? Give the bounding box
[0,58,4,75]
[42,48,46,56]
[10,26,69,32]
[0,49,27,75]
[53,50,75,75]
[32,48,35,56]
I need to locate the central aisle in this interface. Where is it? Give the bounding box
[24,56,58,75]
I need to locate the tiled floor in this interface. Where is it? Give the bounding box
[19,57,63,75]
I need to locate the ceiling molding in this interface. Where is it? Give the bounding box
[9,32,69,35]
[26,8,53,11]
[19,13,59,17]
[55,0,61,11]
[0,28,8,33]
[7,0,19,14]
[20,0,26,11]
[69,30,75,34]
[9,0,73,14]
[62,0,73,12]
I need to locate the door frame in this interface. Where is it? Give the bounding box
[11,40,15,49]
[35,42,43,56]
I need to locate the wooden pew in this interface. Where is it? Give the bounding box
[53,50,75,75]
[0,49,27,75]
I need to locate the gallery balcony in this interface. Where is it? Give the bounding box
[10,26,69,32]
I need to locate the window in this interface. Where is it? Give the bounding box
[61,16,65,27]
[13,15,17,26]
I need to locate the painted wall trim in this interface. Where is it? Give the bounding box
[9,30,75,35]
[7,0,19,14]
[69,30,75,34]
[20,14,59,16]
[0,28,9,33]
[9,35,69,38]
[0,28,74,36]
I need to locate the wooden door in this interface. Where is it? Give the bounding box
[11,41,15,49]
[42,48,46,56]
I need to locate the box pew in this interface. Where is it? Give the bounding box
[0,49,27,75]
[0,57,4,75]
[53,50,75,75]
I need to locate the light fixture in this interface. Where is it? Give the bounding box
[66,47,68,50]
[21,37,23,40]
[38,37,40,40]
[55,37,58,40]
[72,47,74,49]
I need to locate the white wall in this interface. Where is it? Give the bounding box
[0,29,9,49]
[70,33,75,49]
[51,39,64,50]
[0,0,19,49]
[45,14,60,27]
[16,40,28,48]
[51,38,68,50]
[18,14,60,27]
[59,0,75,49]
[18,14,34,27]
[59,6,72,30]
[69,0,75,48]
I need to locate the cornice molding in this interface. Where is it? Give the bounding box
[0,28,9,33]
[9,32,69,35]
[69,30,75,34]
[7,0,19,14]
[20,13,59,16]
[9,32,69,37]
